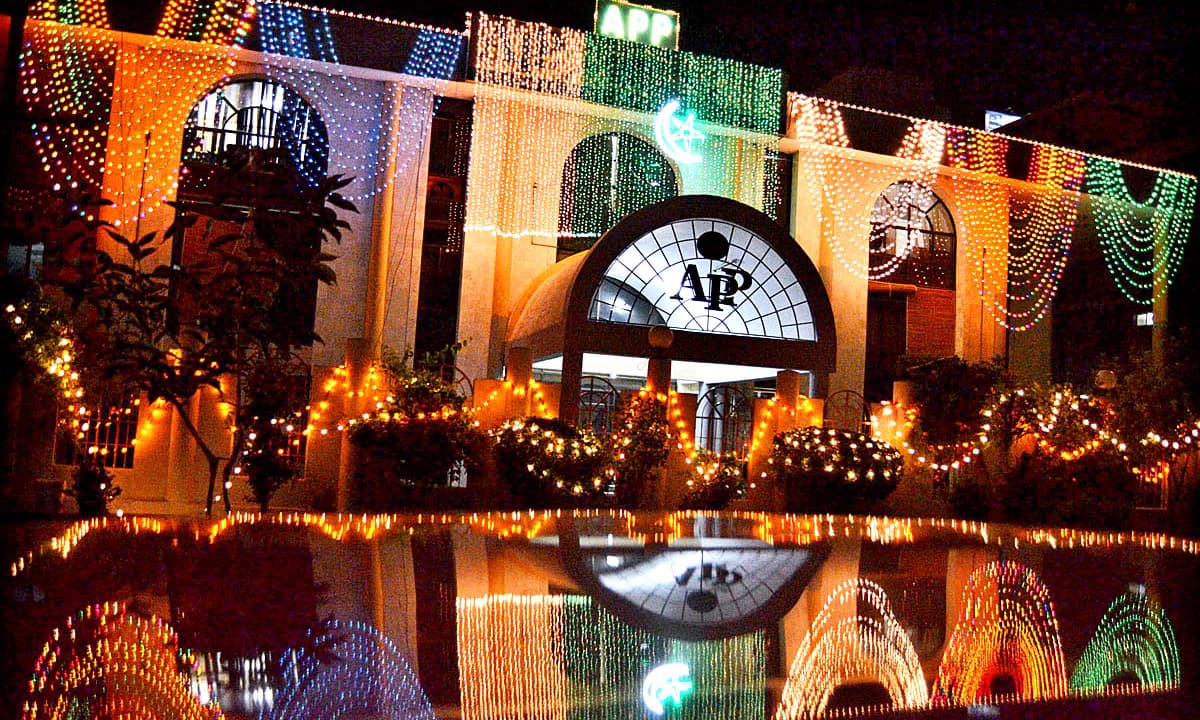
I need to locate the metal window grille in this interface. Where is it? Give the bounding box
[695,385,754,460]
[56,399,141,469]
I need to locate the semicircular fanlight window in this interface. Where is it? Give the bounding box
[590,218,816,341]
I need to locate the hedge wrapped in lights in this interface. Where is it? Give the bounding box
[491,417,613,508]
[768,426,902,513]
[350,408,490,510]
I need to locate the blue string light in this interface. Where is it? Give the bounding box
[264,619,435,720]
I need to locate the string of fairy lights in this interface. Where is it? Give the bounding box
[267,620,435,720]
[789,93,946,282]
[788,94,1198,327]
[457,593,764,720]
[1069,587,1180,693]
[23,601,223,720]
[22,0,464,227]
[465,13,782,246]
[778,578,928,719]
[933,560,1068,706]
[253,1,466,199]
[1087,157,1197,305]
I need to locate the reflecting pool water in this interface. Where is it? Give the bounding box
[3,512,1198,719]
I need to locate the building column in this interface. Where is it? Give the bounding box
[337,337,373,512]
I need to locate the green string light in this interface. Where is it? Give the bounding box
[1086,158,1197,305]
[581,35,781,135]
[1069,588,1181,693]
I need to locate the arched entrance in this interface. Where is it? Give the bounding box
[506,195,836,422]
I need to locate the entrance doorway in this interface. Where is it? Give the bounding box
[865,293,907,402]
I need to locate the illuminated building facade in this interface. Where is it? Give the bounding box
[2,1,1196,513]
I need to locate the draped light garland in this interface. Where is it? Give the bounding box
[266,620,436,720]
[933,561,1067,706]
[22,601,223,720]
[254,1,466,199]
[1086,158,1197,305]
[465,14,781,245]
[777,578,929,719]
[23,0,464,225]
[21,0,117,208]
[788,93,945,281]
[1069,587,1180,694]
[1000,144,1085,328]
[456,593,764,720]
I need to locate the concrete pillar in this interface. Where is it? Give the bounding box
[646,357,672,394]
[363,83,405,360]
[337,337,373,512]
[504,346,533,419]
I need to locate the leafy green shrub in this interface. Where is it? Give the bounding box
[1001,443,1138,529]
[905,356,1004,448]
[768,426,902,513]
[680,451,747,510]
[491,417,613,508]
[609,390,671,508]
[350,410,489,510]
[70,457,120,517]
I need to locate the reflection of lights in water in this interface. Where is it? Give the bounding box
[23,601,222,720]
[1070,589,1180,694]
[641,662,693,715]
[266,620,434,720]
[934,561,1067,705]
[777,579,928,719]
[457,594,763,719]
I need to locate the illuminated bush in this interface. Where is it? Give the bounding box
[609,390,671,508]
[769,426,902,513]
[681,450,747,510]
[350,409,489,510]
[491,417,614,508]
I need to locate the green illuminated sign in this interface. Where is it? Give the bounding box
[595,0,679,49]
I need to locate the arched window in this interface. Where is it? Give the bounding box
[558,132,677,260]
[182,78,329,186]
[696,384,754,460]
[868,181,956,289]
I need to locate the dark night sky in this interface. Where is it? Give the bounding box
[106,0,1196,129]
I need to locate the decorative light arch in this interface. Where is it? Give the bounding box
[1070,587,1181,693]
[267,620,435,720]
[23,601,221,720]
[777,579,929,719]
[933,561,1067,705]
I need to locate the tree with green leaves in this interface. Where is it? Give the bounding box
[56,148,354,514]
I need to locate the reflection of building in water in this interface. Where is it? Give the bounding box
[12,513,1191,718]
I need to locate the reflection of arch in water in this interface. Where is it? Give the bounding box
[1069,587,1180,694]
[777,579,929,719]
[266,620,434,720]
[23,601,221,720]
[933,561,1067,705]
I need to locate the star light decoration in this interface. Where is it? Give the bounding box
[654,98,705,164]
